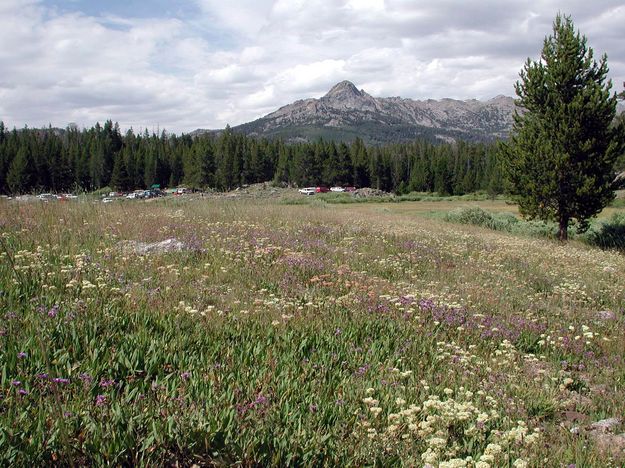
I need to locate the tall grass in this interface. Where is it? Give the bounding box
[282,191,506,205]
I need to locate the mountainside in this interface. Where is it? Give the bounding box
[229,81,518,144]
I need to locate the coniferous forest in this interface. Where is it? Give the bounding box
[0,120,505,195]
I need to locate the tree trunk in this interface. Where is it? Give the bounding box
[559,216,569,242]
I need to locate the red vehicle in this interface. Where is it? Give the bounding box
[316,186,330,193]
[344,186,356,192]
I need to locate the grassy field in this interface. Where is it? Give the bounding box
[1,197,624,466]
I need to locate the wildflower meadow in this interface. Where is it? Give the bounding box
[1,197,624,466]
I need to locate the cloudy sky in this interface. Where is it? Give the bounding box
[1,0,623,134]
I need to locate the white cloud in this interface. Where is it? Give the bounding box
[272,60,348,94]
[245,85,276,107]
[195,0,274,37]
[0,0,623,133]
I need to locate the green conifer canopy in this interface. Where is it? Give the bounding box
[501,14,625,241]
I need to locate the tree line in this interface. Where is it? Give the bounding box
[0,120,505,196]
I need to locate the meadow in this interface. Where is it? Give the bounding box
[1,196,624,466]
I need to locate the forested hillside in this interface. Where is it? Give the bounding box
[0,120,504,195]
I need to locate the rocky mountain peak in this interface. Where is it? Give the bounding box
[323,80,362,100]
[320,80,379,112]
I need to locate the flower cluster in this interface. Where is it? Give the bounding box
[357,385,538,467]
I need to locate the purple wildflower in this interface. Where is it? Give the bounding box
[11,380,21,387]
[254,394,268,405]
[18,389,29,396]
[95,394,108,406]
[99,379,115,388]
[36,373,49,379]
[47,305,59,318]
[17,352,27,359]
[180,371,191,381]
[52,378,70,384]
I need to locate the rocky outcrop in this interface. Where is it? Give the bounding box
[571,417,625,458]
[119,238,193,255]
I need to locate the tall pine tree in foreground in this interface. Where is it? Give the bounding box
[500,14,625,241]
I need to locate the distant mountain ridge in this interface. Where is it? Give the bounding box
[194,81,625,145]
[199,81,518,144]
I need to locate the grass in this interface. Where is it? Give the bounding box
[281,191,507,205]
[1,197,625,466]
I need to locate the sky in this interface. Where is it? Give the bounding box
[0,0,624,134]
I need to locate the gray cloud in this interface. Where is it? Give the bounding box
[0,0,623,133]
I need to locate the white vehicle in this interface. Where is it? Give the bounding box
[102,197,114,203]
[298,187,316,196]
[330,187,345,192]
[37,193,55,201]
[126,193,137,199]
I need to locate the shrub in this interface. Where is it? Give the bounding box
[443,207,579,239]
[444,207,520,232]
[444,206,625,251]
[585,213,625,251]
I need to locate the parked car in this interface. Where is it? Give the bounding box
[316,186,330,193]
[102,197,114,203]
[126,193,138,199]
[344,186,357,192]
[298,187,316,196]
[330,187,345,192]
[37,193,55,201]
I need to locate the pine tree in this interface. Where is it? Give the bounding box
[7,146,36,194]
[273,145,291,186]
[321,141,340,185]
[199,138,216,187]
[110,153,132,191]
[168,151,184,187]
[433,146,453,195]
[350,138,369,187]
[215,126,235,190]
[291,145,316,186]
[500,14,625,241]
[258,139,276,182]
[334,141,353,186]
